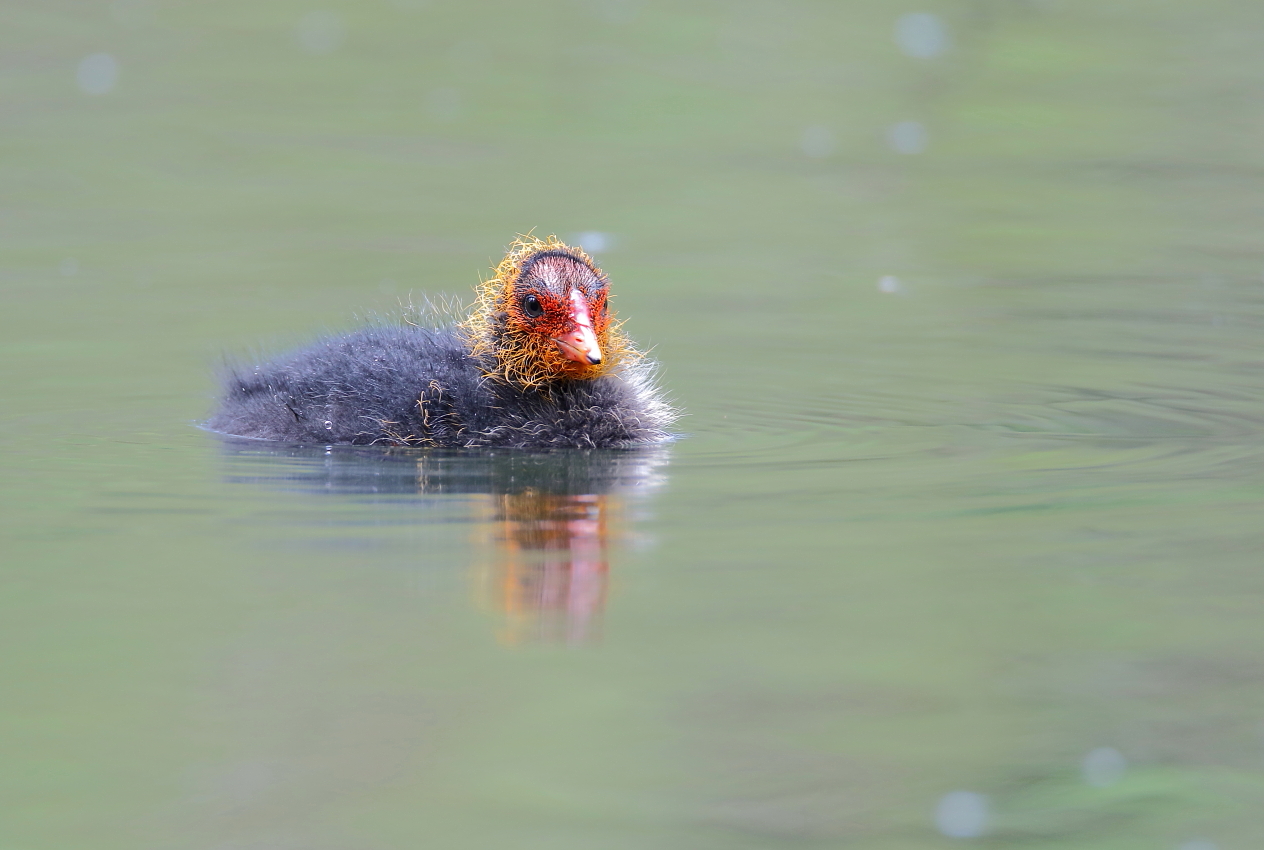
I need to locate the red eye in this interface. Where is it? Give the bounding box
[521,294,544,318]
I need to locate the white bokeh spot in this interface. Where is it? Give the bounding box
[572,232,615,254]
[1081,747,1127,788]
[888,120,927,154]
[896,13,949,59]
[935,791,989,838]
[76,53,119,95]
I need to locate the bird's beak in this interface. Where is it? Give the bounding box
[552,289,603,365]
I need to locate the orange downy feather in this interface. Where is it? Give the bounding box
[460,235,638,390]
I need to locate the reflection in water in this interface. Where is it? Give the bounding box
[217,439,669,643]
[480,490,611,645]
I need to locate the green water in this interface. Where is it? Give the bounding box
[4,1,1264,847]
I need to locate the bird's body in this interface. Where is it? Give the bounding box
[207,237,676,449]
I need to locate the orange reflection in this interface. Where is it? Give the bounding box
[477,490,617,645]
[217,439,669,645]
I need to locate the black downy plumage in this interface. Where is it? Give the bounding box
[207,237,676,449]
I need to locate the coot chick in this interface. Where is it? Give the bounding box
[207,236,676,449]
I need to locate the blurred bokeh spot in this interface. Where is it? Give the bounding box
[895,12,949,59]
[572,231,615,254]
[887,119,927,154]
[75,53,118,95]
[934,791,989,838]
[1081,746,1127,788]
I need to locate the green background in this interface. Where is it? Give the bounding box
[3,1,1264,847]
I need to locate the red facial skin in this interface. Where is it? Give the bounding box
[503,253,613,382]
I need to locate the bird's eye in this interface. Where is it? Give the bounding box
[521,294,545,318]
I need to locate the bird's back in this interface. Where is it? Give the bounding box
[208,324,673,448]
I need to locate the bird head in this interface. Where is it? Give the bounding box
[463,236,635,389]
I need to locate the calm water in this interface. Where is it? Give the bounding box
[4,2,1264,847]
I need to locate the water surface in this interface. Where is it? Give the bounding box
[3,2,1264,848]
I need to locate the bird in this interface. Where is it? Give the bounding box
[206,235,677,449]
